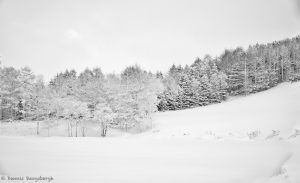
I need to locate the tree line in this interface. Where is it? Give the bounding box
[0,65,163,136]
[0,35,300,135]
[157,36,300,110]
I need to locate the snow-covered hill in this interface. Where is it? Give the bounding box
[145,82,300,139]
[0,82,300,183]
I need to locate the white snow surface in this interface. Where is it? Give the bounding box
[147,82,300,139]
[0,82,300,183]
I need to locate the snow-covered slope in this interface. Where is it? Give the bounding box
[146,82,300,139]
[0,82,300,183]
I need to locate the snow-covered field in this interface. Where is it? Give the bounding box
[0,137,299,183]
[0,82,300,183]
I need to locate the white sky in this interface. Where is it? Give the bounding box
[0,0,300,81]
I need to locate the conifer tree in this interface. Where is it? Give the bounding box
[227,63,244,95]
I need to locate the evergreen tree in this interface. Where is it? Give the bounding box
[199,74,212,105]
[209,62,228,102]
[178,73,195,108]
[157,75,180,111]
[226,63,244,95]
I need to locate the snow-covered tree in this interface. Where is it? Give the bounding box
[120,65,164,130]
[209,62,228,102]
[157,75,181,111]
[0,67,22,120]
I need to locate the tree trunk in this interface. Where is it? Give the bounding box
[71,123,73,137]
[10,106,13,121]
[101,122,107,137]
[47,122,50,137]
[244,58,247,95]
[68,122,70,137]
[75,121,78,137]
[0,102,2,121]
[36,122,39,135]
[281,59,284,82]
[81,126,86,137]
[68,122,73,137]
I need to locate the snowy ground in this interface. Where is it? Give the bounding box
[0,137,299,183]
[147,82,300,139]
[0,82,300,183]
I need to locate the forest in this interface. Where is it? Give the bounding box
[0,36,300,136]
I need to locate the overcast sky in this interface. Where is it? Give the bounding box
[0,0,300,81]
